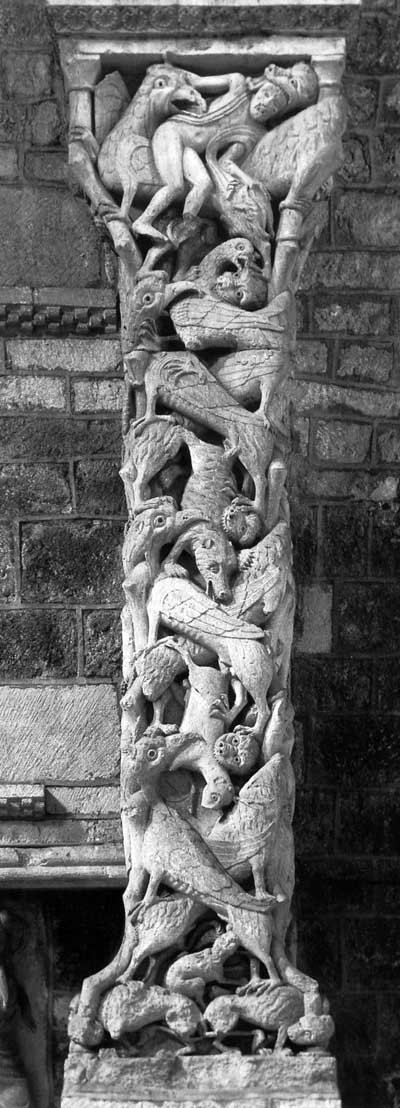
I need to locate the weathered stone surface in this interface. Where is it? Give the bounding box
[28,100,61,145]
[295,585,332,654]
[0,98,25,141]
[313,420,372,465]
[301,252,400,292]
[291,415,310,458]
[371,503,400,576]
[0,608,77,678]
[297,918,341,992]
[295,340,328,376]
[322,503,369,576]
[294,788,336,855]
[292,380,400,420]
[0,414,121,461]
[337,582,400,653]
[25,150,66,183]
[0,187,101,286]
[334,192,400,247]
[344,79,378,128]
[0,144,18,179]
[46,786,120,817]
[75,461,125,516]
[0,374,66,410]
[376,424,400,463]
[313,298,389,335]
[0,522,14,598]
[371,133,400,184]
[293,463,399,503]
[293,657,372,713]
[292,504,318,577]
[0,685,120,781]
[83,609,122,677]
[72,378,123,413]
[336,788,398,855]
[310,717,400,789]
[2,51,52,99]
[343,917,400,990]
[339,136,370,184]
[61,1051,341,1107]
[0,461,71,515]
[21,521,123,602]
[337,343,392,384]
[380,77,400,125]
[8,338,122,375]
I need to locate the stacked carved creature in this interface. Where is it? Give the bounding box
[69,57,345,1057]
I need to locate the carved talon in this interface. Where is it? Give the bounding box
[132,219,168,242]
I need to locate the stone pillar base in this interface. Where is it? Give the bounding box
[61,1049,341,1108]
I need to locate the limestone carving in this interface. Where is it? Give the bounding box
[65,51,346,1062]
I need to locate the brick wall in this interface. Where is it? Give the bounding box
[0,1,399,1106]
[291,5,400,1106]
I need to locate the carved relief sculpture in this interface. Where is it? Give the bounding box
[61,39,346,1102]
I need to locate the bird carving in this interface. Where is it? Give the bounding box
[128,728,279,980]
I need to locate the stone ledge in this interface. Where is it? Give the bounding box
[0,288,118,335]
[61,1050,341,1107]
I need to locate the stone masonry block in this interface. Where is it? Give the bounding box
[7,338,122,375]
[293,657,372,713]
[339,136,370,185]
[314,420,372,465]
[293,787,336,854]
[293,381,400,421]
[46,786,120,817]
[0,0,52,45]
[1,52,52,100]
[0,99,25,141]
[0,187,101,286]
[322,503,370,576]
[334,192,400,248]
[0,462,71,515]
[343,918,400,990]
[24,151,66,184]
[291,504,317,578]
[83,609,122,678]
[344,79,378,128]
[295,585,332,654]
[0,523,14,598]
[0,375,66,410]
[21,520,124,602]
[376,657,400,711]
[372,133,400,184]
[338,791,400,855]
[337,344,392,384]
[301,253,400,292]
[28,101,61,146]
[75,460,125,517]
[337,582,400,653]
[294,340,327,376]
[380,78,400,126]
[0,414,121,461]
[0,145,18,179]
[0,685,120,782]
[0,609,77,678]
[313,298,390,335]
[376,424,400,463]
[310,716,400,789]
[72,379,123,413]
[370,503,400,576]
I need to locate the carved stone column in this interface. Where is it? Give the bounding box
[46,4,360,1105]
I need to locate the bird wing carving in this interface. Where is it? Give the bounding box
[228,562,284,622]
[151,576,264,643]
[94,72,130,146]
[147,800,274,916]
[170,291,292,351]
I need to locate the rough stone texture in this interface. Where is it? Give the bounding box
[0,187,102,287]
[61,1052,341,1108]
[0,609,77,677]
[313,420,372,465]
[8,338,122,375]
[337,343,392,384]
[75,461,125,516]
[0,461,71,515]
[0,685,120,782]
[72,378,124,413]
[0,522,15,598]
[27,101,61,146]
[0,374,66,410]
[83,609,122,677]
[295,585,332,654]
[0,415,121,461]
[21,520,123,602]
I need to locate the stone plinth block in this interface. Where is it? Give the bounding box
[0,685,120,783]
[61,1051,341,1107]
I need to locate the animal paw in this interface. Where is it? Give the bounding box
[132,218,168,242]
[68,1011,104,1048]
